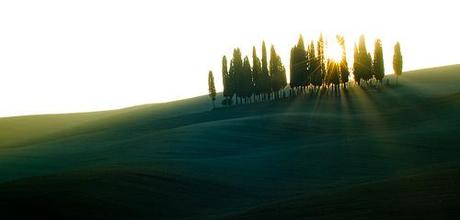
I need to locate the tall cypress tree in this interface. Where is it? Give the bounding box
[358,35,373,82]
[242,56,253,103]
[326,59,339,88]
[222,56,232,102]
[330,61,340,90]
[337,35,350,88]
[366,52,373,82]
[231,48,243,103]
[228,60,235,100]
[310,41,322,88]
[270,45,286,99]
[252,46,262,101]
[306,41,314,88]
[270,45,278,96]
[353,35,373,84]
[373,39,385,83]
[278,55,287,99]
[353,43,360,84]
[290,47,296,90]
[325,59,333,87]
[290,35,308,92]
[208,70,216,108]
[261,41,271,99]
[298,36,308,88]
[393,42,403,85]
[317,33,326,86]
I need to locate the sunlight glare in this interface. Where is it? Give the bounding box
[326,37,343,62]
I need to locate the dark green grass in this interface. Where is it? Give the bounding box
[228,163,460,220]
[0,64,459,219]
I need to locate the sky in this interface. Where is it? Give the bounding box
[0,0,459,117]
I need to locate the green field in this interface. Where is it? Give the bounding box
[1,65,460,219]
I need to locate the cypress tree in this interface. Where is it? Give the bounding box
[298,36,308,89]
[290,35,308,92]
[290,47,296,90]
[279,55,287,89]
[317,33,326,86]
[325,59,333,87]
[353,35,373,84]
[270,45,278,97]
[337,35,350,88]
[330,61,340,90]
[353,43,361,84]
[261,41,271,99]
[393,42,403,85]
[326,59,339,88]
[208,70,216,108]
[306,41,314,88]
[242,56,253,103]
[222,56,232,104]
[366,52,373,82]
[373,39,385,83]
[270,45,286,99]
[231,48,243,103]
[252,46,262,101]
[358,35,372,82]
[310,41,322,89]
[228,60,235,100]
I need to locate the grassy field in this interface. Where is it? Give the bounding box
[0,65,459,219]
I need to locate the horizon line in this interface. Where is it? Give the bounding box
[1,64,459,119]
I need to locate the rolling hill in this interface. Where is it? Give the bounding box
[0,65,460,219]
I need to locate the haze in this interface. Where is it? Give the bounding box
[0,0,458,117]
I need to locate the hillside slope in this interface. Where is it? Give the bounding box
[0,94,216,149]
[0,64,459,219]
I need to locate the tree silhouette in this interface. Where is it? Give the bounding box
[261,41,271,100]
[393,42,403,85]
[231,48,243,104]
[337,35,350,88]
[353,43,361,84]
[270,45,287,99]
[222,56,233,105]
[252,46,262,101]
[309,41,322,89]
[354,35,373,85]
[358,35,373,82]
[373,39,385,84]
[317,34,326,86]
[365,52,373,82]
[215,34,402,106]
[242,56,253,103]
[290,47,296,90]
[208,70,216,108]
[228,60,235,101]
[327,60,340,91]
[290,35,308,95]
[325,59,332,87]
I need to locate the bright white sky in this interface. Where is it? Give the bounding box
[0,0,459,117]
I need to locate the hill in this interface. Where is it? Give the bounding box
[0,64,460,219]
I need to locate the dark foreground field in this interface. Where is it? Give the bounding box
[1,65,460,219]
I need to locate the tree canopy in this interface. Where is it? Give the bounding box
[373,39,385,82]
[270,45,287,98]
[393,42,403,77]
[213,33,402,107]
[337,35,350,87]
[290,35,308,89]
[208,70,216,108]
[252,46,262,97]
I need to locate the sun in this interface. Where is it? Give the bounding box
[326,40,343,62]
